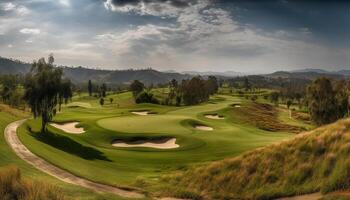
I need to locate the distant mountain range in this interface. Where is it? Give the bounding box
[0,57,349,85]
[0,57,191,85]
[181,70,244,77]
[290,68,350,75]
[267,68,350,80]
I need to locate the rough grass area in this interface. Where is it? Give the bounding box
[0,166,64,200]
[230,102,306,133]
[163,118,350,199]
[292,111,312,124]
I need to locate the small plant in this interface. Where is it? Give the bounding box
[99,98,104,106]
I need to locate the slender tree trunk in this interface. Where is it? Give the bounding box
[41,116,47,133]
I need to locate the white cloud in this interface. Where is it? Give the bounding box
[20,28,41,35]
[103,0,200,18]
[59,0,70,7]
[1,2,16,11]
[16,6,30,15]
[7,44,13,48]
[1,2,29,15]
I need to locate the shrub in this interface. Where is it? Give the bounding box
[135,91,159,104]
[0,166,64,200]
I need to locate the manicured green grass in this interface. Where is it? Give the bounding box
[0,106,138,200]
[16,91,302,196]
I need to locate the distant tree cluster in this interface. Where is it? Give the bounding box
[0,74,25,108]
[306,77,350,125]
[166,76,219,106]
[87,80,108,98]
[129,76,218,106]
[129,80,159,104]
[181,76,215,105]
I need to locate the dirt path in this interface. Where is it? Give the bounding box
[4,119,145,199]
[276,193,322,200]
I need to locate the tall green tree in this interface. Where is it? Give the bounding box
[333,80,350,118]
[23,54,72,133]
[88,80,93,96]
[130,80,144,98]
[243,77,251,91]
[168,79,179,105]
[270,92,279,106]
[206,76,219,95]
[58,79,72,111]
[307,77,338,125]
[101,83,107,97]
[181,76,209,105]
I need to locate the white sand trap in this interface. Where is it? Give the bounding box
[112,138,179,149]
[50,122,85,134]
[235,105,241,108]
[195,125,214,131]
[131,111,150,116]
[205,114,224,120]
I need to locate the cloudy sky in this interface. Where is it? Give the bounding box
[0,0,349,73]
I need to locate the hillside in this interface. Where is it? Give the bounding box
[164,118,350,199]
[0,57,191,85]
[62,67,191,85]
[0,57,31,74]
[266,71,349,80]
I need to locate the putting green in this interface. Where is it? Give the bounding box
[17,92,302,193]
[98,115,191,135]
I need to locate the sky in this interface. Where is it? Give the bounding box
[0,0,349,73]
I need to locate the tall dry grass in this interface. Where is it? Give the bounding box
[163,118,350,199]
[230,102,306,133]
[0,166,64,200]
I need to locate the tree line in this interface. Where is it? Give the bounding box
[266,77,350,125]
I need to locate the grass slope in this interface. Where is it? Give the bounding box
[165,118,350,199]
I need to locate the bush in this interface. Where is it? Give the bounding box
[135,91,159,104]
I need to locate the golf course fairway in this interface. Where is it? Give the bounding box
[16,92,305,194]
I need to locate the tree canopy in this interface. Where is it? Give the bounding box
[23,54,72,133]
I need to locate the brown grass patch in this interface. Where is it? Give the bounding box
[0,166,64,200]
[230,102,305,133]
[292,111,312,124]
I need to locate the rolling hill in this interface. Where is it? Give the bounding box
[164,117,350,199]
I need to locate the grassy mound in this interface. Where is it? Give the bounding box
[164,118,350,199]
[229,102,306,133]
[0,166,64,200]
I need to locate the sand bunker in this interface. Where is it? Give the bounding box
[231,104,241,108]
[205,114,224,120]
[50,122,85,134]
[112,138,179,149]
[131,111,154,116]
[195,125,214,131]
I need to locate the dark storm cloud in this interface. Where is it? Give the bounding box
[109,0,198,8]
[217,0,350,47]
